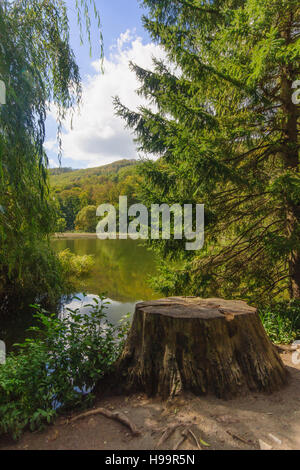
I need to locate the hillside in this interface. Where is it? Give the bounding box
[49,159,137,186]
[50,159,140,231]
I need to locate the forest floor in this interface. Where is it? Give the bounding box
[1,351,300,451]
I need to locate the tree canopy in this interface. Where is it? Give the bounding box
[50,160,139,231]
[116,0,300,302]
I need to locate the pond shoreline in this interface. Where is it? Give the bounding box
[53,232,98,239]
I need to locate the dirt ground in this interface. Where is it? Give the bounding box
[1,351,300,451]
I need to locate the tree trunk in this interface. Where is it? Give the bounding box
[288,211,300,299]
[280,24,300,299]
[116,297,288,400]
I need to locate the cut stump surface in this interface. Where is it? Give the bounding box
[116,297,288,399]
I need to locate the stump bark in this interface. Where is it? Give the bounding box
[116,297,288,399]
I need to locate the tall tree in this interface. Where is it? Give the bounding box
[115,0,300,302]
[75,205,97,232]
[0,0,102,305]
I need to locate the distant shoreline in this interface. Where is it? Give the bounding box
[52,232,132,239]
[53,232,98,239]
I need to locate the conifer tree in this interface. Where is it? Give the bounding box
[115,0,300,302]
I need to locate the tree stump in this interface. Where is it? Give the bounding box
[116,297,288,399]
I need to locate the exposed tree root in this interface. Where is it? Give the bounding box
[69,408,140,436]
[274,344,295,353]
[188,428,201,450]
[156,422,204,450]
[156,423,185,449]
[174,429,189,450]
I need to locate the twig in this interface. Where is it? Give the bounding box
[188,428,201,450]
[156,423,184,448]
[69,407,140,436]
[226,430,250,445]
[174,429,188,450]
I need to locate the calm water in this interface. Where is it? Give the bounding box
[53,237,159,324]
[1,237,159,350]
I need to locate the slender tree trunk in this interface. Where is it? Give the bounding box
[280,20,300,299]
[287,202,300,299]
[289,249,300,299]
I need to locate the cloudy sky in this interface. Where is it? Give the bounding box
[46,0,163,169]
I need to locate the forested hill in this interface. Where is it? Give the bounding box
[49,159,140,232]
[49,159,137,181]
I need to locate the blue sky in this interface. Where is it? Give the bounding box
[68,0,150,73]
[46,0,162,169]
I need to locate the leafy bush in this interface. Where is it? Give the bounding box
[58,249,95,278]
[0,239,65,309]
[259,300,300,344]
[0,296,129,439]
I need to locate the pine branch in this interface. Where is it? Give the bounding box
[175,0,223,17]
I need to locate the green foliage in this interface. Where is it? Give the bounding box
[259,301,300,344]
[75,205,98,232]
[56,217,67,233]
[0,0,102,306]
[58,249,95,279]
[57,194,82,231]
[0,296,129,439]
[116,0,300,302]
[0,239,65,308]
[50,160,140,232]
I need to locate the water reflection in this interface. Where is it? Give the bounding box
[53,237,160,324]
[1,238,159,351]
[60,292,138,324]
[52,238,158,303]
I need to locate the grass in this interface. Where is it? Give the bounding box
[259,300,300,344]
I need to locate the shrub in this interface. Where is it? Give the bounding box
[259,300,300,344]
[0,295,129,439]
[58,249,95,278]
[0,240,65,309]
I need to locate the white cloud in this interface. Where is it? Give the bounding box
[48,158,59,168]
[44,139,58,153]
[46,30,165,168]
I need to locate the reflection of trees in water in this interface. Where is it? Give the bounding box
[52,239,158,302]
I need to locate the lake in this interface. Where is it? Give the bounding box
[53,236,160,322]
[1,237,159,350]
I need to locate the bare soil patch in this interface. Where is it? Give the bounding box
[1,352,299,450]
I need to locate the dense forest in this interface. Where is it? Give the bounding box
[50,159,139,231]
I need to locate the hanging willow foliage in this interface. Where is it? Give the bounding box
[0,0,102,304]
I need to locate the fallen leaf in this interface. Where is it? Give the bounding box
[199,438,210,447]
